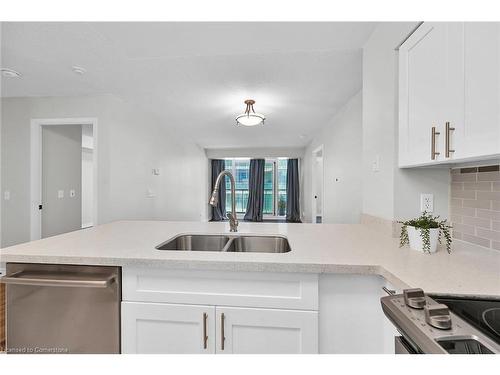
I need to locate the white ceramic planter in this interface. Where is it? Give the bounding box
[406,226,439,253]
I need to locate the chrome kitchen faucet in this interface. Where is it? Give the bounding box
[209,170,238,232]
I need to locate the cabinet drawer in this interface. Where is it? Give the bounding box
[122,268,318,310]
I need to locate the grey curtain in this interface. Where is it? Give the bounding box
[244,159,265,222]
[210,159,226,221]
[286,158,302,223]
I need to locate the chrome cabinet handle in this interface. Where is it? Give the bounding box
[202,312,208,349]
[220,313,225,351]
[431,126,440,160]
[445,122,455,158]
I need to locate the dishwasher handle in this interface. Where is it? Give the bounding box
[1,271,116,288]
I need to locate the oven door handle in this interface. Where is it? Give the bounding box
[1,271,115,288]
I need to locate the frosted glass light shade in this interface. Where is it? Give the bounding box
[235,113,265,126]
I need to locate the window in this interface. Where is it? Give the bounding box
[223,158,288,217]
[263,161,274,214]
[224,159,250,213]
[277,159,288,216]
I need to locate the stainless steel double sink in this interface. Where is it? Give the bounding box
[155,234,291,253]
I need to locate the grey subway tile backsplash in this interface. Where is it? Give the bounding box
[462,234,491,248]
[477,171,500,181]
[449,165,500,251]
[462,216,491,229]
[492,221,500,231]
[451,173,477,182]
[463,182,491,191]
[462,199,491,209]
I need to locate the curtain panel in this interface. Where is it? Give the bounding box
[244,159,265,222]
[286,158,302,223]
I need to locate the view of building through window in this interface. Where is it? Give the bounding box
[224,158,287,216]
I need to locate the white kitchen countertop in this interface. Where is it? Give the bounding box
[1,220,499,296]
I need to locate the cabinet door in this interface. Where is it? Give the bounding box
[121,302,215,354]
[459,22,500,159]
[215,307,318,354]
[399,22,464,166]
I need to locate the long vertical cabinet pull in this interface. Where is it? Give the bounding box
[431,126,441,160]
[445,122,455,157]
[202,312,208,349]
[220,313,225,351]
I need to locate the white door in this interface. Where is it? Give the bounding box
[399,22,464,166]
[459,22,500,159]
[121,302,216,354]
[215,307,318,354]
[41,125,82,237]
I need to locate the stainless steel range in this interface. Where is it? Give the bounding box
[381,288,500,354]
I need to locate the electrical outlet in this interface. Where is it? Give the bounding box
[69,189,76,198]
[420,193,434,213]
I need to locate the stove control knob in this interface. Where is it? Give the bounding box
[403,288,426,309]
[424,304,452,330]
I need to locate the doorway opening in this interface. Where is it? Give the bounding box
[311,145,324,224]
[30,118,98,240]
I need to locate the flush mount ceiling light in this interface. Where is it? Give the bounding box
[235,99,265,127]
[72,66,87,75]
[1,68,22,78]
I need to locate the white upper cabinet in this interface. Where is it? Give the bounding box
[459,22,500,159]
[399,22,464,167]
[399,22,500,167]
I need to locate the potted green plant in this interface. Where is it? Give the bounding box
[278,197,286,216]
[399,212,452,254]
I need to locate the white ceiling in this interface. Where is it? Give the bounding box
[1,22,377,148]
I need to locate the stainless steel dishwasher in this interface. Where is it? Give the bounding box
[2,263,120,354]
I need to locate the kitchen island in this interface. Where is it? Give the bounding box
[1,220,499,354]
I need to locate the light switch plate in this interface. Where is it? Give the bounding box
[372,155,380,172]
[4,190,10,200]
[420,193,434,213]
[58,190,64,199]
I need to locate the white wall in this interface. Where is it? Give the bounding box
[1,95,208,247]
[362,23,450,222]
[81,149,94,228]
[205,147,305,159]
[81,124,94,228]
[303,91,363,224]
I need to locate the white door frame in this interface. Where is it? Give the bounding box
[30,117,99,240]
[311,145,324,224]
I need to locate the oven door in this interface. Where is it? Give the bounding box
[395,336,418,354]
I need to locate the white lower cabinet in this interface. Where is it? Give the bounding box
[121,302,318,354]
[215,307,318,354]
[121,268,392,354]
[121,302,216,354]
